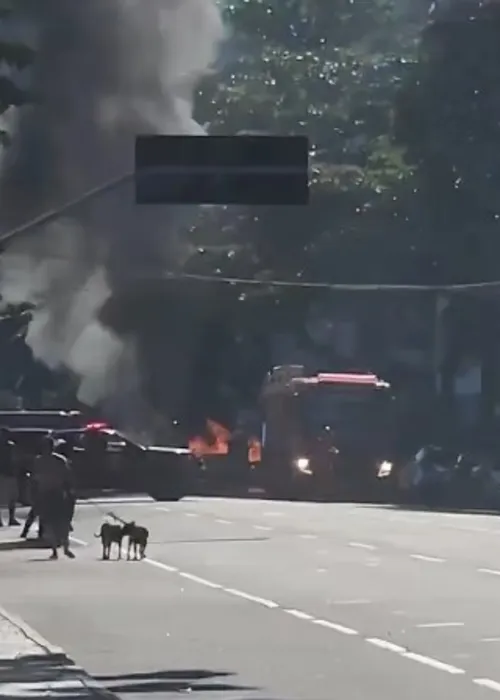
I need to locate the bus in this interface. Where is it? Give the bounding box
[259,365,397,500]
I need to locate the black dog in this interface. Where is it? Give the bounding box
[121,521,149,560]
[95,522,124,560]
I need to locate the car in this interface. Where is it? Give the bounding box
[0,412,193,502]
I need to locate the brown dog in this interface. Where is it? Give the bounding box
[121,521,149,560]
[95,522,124,560]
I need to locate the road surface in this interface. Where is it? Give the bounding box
[2,496,500,699]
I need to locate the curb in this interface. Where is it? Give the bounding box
[0,605,65,657]
[0,606,118,699]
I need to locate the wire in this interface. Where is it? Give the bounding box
[0,171,134,245]
[162,270,500,293]
[1,169,500,293]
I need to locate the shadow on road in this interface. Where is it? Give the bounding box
[153,537,269,545]
[94,668,257,694]
[0,653,113,699]
[357,502,500,517]
[0,538,48,551]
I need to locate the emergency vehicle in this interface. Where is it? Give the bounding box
[259,366,397,500]
[0,410,191,501]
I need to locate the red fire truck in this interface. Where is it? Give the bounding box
[259,365,397,500]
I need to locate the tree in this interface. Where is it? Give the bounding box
[395,0,500,284]
[194,0,428,286]
[159,0,432,424]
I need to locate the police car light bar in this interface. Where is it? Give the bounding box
[85,421,109,430]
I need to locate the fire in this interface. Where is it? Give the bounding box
[189,419,229,457]
[188,419,262,463]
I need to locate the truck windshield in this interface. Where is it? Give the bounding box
[299,385,393,436]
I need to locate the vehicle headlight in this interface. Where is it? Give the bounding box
[377,460,393,478]
[295,457,312,474]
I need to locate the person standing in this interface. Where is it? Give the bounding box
[0,427,19,527]
[32,435,75,560]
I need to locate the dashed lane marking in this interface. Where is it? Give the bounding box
[410,554,444,563]
[223,588,278,608]
[184,513,199,518]
[478,568,500,577]
[284,609,314,621]
[474,679,500,692]
[253,525,273,531]
[366,638,406,653]
[74,534,493,690]
[144,559,179,573]
[481,638,500,643]
[215,519,231,525]
[416,622,464,629]
[349,542,376,551]
[333,599,371,606]
[401,652,464,675]
[313,620,358,635]
[299,534,317,540]
[179,572,222,589]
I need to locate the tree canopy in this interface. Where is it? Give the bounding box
[4,0,500,426]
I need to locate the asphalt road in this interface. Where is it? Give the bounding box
[2,496,500,699]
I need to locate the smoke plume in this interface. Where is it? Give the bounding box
[0,0,224,437]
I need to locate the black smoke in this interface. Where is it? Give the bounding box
[0,0,224,439]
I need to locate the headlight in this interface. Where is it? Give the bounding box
[295,457,312,474]
[377,460,393,478]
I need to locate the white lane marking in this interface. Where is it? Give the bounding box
[479,568,500,576]
[402,652,465,674]
[179,572,221,589]
[284,609,314,621]
[474,678,500,692]
[69,536,88,547]
[410,554,444,563]
[416,622,464,629]
[157,507,170,512]
[334,599,371,606]
[300,534,317,540]
[215,519,231,525]
[366,638,406,653]
[144,558,179,573]
[253,525,273,531]
[0,605,66,656]
[316,568,327,573]
[73,529,486,685]
[185,513,198,518]
[313,619,358,636]
[481,637,500,643]
[224,588,278,608]
[264,512,283,517]
[349,542,376,551]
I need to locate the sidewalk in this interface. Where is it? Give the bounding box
[0,607,117,699]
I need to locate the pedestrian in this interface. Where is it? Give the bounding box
[0,427,20,527]
[21,435,49,540]
[32,435,75,560]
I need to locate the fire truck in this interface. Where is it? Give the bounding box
[258,365,397,500]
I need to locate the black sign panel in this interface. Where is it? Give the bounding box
[135,135,309,205]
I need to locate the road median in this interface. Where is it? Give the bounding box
[0,606,117,699]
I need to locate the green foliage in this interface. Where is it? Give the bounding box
[395,0,500,283]
[192,0,427,289]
